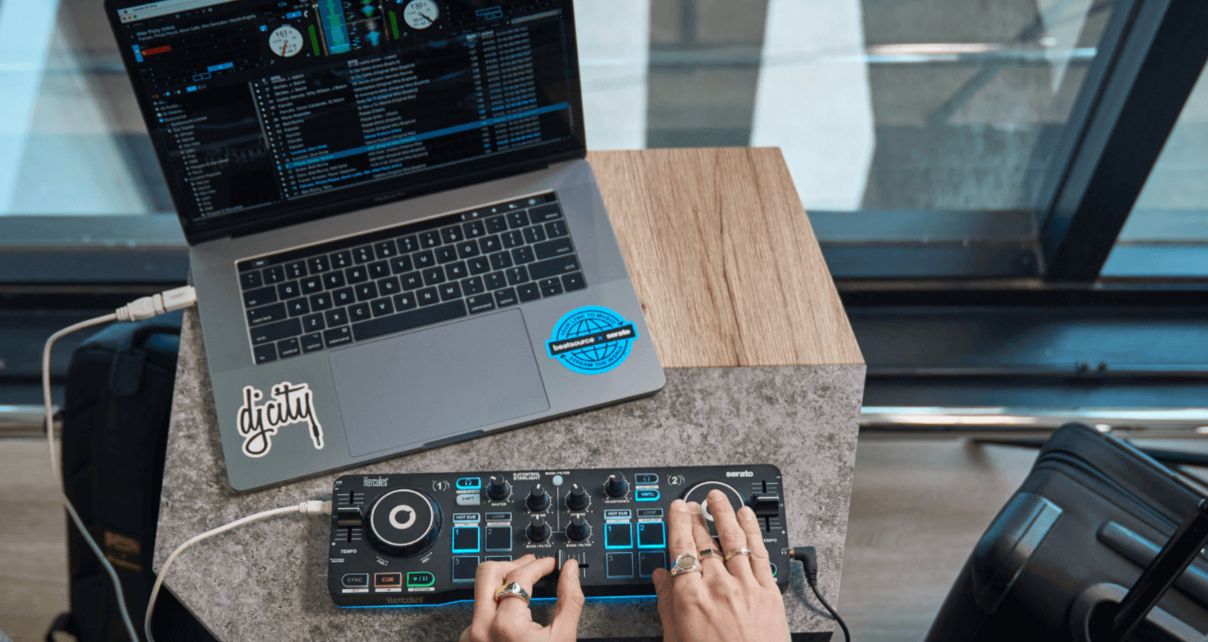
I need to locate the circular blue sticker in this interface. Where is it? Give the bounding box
[545,306,638,375]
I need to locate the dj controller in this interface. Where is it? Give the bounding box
[326,465,789,606]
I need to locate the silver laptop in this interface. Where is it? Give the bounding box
[107,0,664,491]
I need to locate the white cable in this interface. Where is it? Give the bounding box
[145,500,331,642]
[43,286,198,642]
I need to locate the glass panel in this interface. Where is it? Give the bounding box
[633,0,1114,213]
[0,0,1115,220]
[1102,64,1208,278]
[0,0,172,216]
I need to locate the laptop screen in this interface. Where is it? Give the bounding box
[108,0,585,240]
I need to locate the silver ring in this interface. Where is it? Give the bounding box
[698,547,723,561]
[494,581,531,606]
[724,547,753,562]
[670,552,701,576]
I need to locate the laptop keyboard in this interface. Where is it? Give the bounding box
[237,193,585,364]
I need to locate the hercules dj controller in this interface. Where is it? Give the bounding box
[326,465,789,606]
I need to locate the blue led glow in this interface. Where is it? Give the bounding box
[340,594,657,609]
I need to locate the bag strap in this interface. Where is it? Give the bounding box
[45,612,78,642]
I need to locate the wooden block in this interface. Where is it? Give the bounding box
[588,147,863,368]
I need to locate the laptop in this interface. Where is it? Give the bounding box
[106,0,665,491]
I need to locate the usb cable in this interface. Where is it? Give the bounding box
[42,286,330,642]
[43,286,199,641]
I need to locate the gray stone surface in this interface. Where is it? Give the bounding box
[156,310,864,640]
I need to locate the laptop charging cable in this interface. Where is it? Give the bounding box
[790,546,852,642]
[41,286,332,642]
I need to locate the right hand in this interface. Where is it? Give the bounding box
[652,493,791,642]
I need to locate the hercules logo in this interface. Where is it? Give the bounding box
[237,382,323,458]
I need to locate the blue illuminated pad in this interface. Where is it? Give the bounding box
[604,522,632,549]
[452,525,480,554]
[637,522,665,549]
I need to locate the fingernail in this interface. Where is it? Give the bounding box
[739,506,755,519]
[708,489,725,501]
[671,499,687,511]
[687,501,701,512]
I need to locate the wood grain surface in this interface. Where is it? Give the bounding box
[588,148,863,368]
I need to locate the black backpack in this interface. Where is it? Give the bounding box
[49,313,213,642]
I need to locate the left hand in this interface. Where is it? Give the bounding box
[458,554,585,642]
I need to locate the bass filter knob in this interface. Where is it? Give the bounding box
[526,484,551,512]
[527,515,551,543]
[367,488,441,558]
[566,516,592,542]
[485,476,511,501]
[566,483,589,511]
[605,474,629,499]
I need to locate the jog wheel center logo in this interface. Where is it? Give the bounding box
[545,306,637,375]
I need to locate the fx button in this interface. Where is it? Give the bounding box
[606,552,634,578]
[635,473,658,484]
[452,556,480,583]
[637,522,666,549]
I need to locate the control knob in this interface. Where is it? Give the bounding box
[485,476,511,501]
[566,483,589,511]
[527,515,551,543]
[604,474,629,499]
[566,516,592,542]
[526,484,551,512]
[366,488,441,557]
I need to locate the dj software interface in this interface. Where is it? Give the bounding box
[115,0,577,222]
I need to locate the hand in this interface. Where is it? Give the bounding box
[652,493,791,642]
[459,554,585,642]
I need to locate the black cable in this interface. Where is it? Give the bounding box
[790,546,851,642]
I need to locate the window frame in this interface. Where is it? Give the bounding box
[0,0,1206,288]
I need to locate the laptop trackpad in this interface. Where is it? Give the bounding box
[329,310,550,457]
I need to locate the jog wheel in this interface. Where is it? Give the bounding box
[682,481,745,536]
[367,488,440,557]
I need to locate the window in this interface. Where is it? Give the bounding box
[0,0,1205,286]
[1103,64,1208,278]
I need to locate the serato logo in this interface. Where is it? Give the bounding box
[236,381,323,458]
[363,477,389,488]
[726,471,755,478]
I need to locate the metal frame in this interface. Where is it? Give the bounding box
[1038,0,1208,282]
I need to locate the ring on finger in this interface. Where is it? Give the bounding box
[698,547,723,561]
[724,547,752,562]
[670,552,702,577]
[494,581,531,606]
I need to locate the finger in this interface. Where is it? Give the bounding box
[652,568,679,642]
[549,559,586,640]
[471,557,522,625]
[687,502,727,581]
[708,490,755,581]
[497,555,557,619]
[667,500,702,589]
[738,505,777,587]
